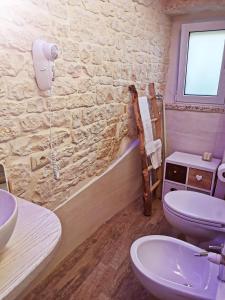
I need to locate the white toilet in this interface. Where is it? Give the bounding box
[130,235,219,300]
[163,191,225,245]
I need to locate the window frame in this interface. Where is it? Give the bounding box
[176,20,225,105]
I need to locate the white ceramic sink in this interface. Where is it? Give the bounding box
[130,235,219,300]
[0,189,18,252]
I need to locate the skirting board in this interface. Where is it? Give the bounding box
[19,139,143,299]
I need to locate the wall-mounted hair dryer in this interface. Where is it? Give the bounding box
[32,39,60,180]
[32,39,59,91]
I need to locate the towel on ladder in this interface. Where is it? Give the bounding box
[138,96,162,169]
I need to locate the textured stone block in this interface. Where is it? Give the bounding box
[0,101,25,116]
[30,151,50,171]
[20,114,47,132]
[7,160,31,197]
[0,119,21,142]
[27,98,47,113]
[71,109,83,128]
[71,127,89,144]
[0,50,24,76]
[53,77,76,96]
[0,144,11,160]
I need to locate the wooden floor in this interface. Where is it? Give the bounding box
[25,198,178,300]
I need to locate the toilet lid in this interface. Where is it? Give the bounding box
[164,191,225,227]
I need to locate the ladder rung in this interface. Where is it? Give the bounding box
[147,165,153,171]
[151,118,158,122]
[150,179,161,192]
[147,164,161,171]
[142,165,153,174]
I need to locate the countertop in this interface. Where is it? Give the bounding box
[166,151,221,172]
[0,198,61,300]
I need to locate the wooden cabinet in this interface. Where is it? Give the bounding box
[163,152,221,198]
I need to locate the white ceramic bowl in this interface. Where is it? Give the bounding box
[0,189,18,252]
[130,235,219,300]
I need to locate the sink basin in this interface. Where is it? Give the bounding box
[0,189,18,252]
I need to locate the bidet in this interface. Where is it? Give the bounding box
[130,235,219,300]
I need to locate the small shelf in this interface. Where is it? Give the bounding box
[164,179,212,192]
[0,198,61,300]
[166,152,221,172]
[186,184,211,193]
[163,179,186,187]
[163,151,221,198]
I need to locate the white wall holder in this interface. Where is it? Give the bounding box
[32,39,58,91]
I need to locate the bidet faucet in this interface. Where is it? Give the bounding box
[195,244,225,282]
[209,243,225,282]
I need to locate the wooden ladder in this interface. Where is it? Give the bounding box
[129,83,163,216]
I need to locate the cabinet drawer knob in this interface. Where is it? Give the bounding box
[196,175,203,181]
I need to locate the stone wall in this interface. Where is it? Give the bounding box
[0,0,170,209]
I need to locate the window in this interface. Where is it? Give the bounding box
[177,21,225,105]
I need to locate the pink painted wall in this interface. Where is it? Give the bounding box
[165,13,225,160]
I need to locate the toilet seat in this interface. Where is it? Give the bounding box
[164,203,225,230]
[164,191,225,229]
